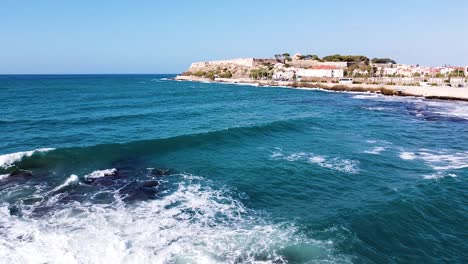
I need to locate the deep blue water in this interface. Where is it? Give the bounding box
[0,74,467,263]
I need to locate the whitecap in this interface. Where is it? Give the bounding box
[418,151,468,170]
[0,174,9,180]
[423,173,457,180]
[0,174,346,263]
[0,148,55,168]
[270,152,283,158]
[399,152,416,160]
[365,107,390,112]
[50,174,79,193]
[285,152,307,161]
[400,150,468,170]
[84,168,117,180]
[352,94,382,100]
[428,101,468,120]
[273,150,360,174]
[364,147,386,155]
[308,156,360,174]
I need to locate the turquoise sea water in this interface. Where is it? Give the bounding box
[0,75,467,263]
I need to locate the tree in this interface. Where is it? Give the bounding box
[274,54,283,62]
[303,54,321,61]
[371,58,397,64]
[273,53,291,64]
[449,69,465,77]
[322,54,369,64]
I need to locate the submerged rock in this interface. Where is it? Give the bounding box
[149,168,172,177]
[0,169,33,185]
[9,169,33,178]
[119,180,160,202]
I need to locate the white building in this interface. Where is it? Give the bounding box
[440,67,456,75]
[296,66,344,78]
[272,69,295,81]
[383,68,398,76]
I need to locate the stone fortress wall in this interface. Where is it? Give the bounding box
[189,58,257,71]
[188,58,349,71]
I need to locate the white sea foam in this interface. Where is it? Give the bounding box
[308,156,360,174]
[0,148,54,168]
[0,174,344,263]
[284,152,308,161]
[364,107,390,112]
[270,152,284,158]
[399,152,417,160]
[364,147,386,155]
[352,94,382,100]
[0,174,9,180]
[84,168,117,180]
[50,174,79,193]
[418,151,468,171]
[427,101,468,120]
[423,173,457,180]
[273,150,360,174]
[399,149,468,179]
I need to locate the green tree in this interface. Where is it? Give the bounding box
[371,58,397,64]
[322,54,369,64]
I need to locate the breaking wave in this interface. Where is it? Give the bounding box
[0,148,55,168]
[0,174,345,263]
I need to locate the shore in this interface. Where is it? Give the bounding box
[175,75,468,101]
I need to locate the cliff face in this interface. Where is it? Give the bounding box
[184,58,265,78]
[183,58,350,79]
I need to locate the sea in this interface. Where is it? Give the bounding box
[0,74,467,263]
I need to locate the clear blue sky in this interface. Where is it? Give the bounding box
[1,0,467,74]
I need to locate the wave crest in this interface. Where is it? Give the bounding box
[0,174,344,263]
[0,148,55,168]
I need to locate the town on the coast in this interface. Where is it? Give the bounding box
[176,53,468,100]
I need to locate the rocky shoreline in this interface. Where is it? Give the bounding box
[175,75,468,102]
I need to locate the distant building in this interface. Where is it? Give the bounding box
[383,68,398,76]
[296,66,344,78]
[272,70,295,81]
[353,69,369,76]
[451,77,466,87]
[440,67,456,75]
[413,67,440,76]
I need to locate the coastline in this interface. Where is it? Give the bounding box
[175,75,468,102]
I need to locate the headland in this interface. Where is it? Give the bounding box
[176,54,468,101]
